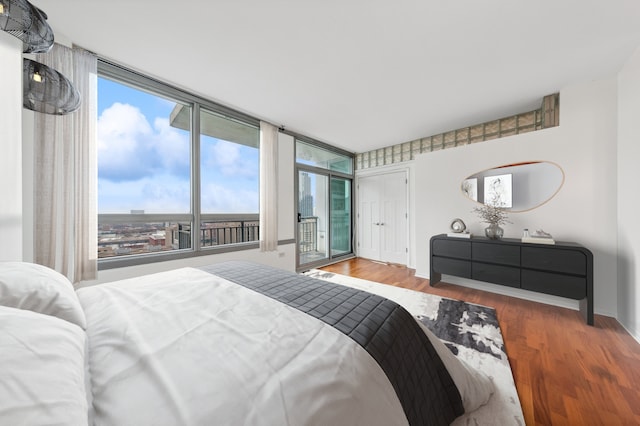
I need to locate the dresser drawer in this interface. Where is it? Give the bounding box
[432,257,472,278]
[472,242,520,266]
[472,263,520,288]
[430,234,594,325]
[521,270,586,299]
[521,246,587,275]
[432,239,471,260]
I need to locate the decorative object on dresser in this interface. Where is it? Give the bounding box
[472,197,511,240]
[429,234,594,325]
[450,218,467,233]
[521,229,555,245]
[448,218,471,238]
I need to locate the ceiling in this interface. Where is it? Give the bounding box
[32,0,640,153]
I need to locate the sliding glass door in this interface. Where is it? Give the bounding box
[330,177,351,258]
[298,171,329,265]
[296,140,353,270]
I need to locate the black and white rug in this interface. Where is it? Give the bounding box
[417,297,505,360]
[303,269,524,426]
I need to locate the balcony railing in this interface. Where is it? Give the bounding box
[98,214,327,260]
[176,220,260,249]
[298,216,318,253]
[98,213,259,259]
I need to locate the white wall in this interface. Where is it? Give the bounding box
[415,77,619,317]
[277,133,295,241]
[617,46,640,340]
[0,33,23,261]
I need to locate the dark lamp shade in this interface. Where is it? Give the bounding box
[23,58,81,115]
[0,0,54,53]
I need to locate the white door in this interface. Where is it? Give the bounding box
[357,171,408,264]
[357,175,381,261]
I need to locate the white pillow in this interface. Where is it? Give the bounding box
[417,320,495,413]
[0,306,88,425]
[0,261,86,329]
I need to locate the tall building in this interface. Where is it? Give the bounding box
[299,172,314,217]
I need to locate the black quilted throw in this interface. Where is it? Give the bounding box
[201,261,464,426]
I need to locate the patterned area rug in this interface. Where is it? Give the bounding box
[303,269,524,426]
[417,297,505,360]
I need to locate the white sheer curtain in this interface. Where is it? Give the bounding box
[34,44,97,284]
[259,121,278,251]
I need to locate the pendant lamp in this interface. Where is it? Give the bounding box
[0,0,81,115]
[23,58,81,115]
[0,0,54,53]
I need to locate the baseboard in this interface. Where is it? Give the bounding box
[417,273,579,311]
[617,319,640,345]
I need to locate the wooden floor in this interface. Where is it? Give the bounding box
[320,258,640,426]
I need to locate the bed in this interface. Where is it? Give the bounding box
[0,260,494,425]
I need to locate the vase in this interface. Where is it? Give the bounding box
[485,224,504,239]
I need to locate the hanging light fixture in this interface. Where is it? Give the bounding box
[2,0,81,115]
[0,0,54,53]
[23,58,81,115]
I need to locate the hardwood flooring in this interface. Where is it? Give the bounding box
[320,258,640,426]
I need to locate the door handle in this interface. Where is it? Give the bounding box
[373,222,380,226]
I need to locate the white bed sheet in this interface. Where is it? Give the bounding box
[77,267,408,426]
[0,306,88,425]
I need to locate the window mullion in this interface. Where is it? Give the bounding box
[192,103,201,252]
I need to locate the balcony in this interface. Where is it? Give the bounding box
[98,214,260,259]
[98,214,341,264]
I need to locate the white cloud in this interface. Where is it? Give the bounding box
[98,102,189,182]
[203,139,258,178]
[201,182,258,213]
[98,175,190,213]
[97,102,258,214]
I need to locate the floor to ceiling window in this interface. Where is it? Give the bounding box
[97,60,259,267]
[295,139,354,270]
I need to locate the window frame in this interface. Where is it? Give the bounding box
[293,136,355,271]
[97,59,261,270]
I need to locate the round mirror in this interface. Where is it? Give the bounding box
[461,161,564,212]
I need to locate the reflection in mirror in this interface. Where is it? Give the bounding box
[461,161,564,212]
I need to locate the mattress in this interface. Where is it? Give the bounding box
[202,261,464,425]
[0,260,493,426]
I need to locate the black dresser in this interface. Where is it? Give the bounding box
[429,234,594,325]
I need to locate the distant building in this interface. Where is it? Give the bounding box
[299,172,314,217]
[149,233,165,246]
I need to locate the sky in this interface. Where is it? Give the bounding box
[97,78,259,214]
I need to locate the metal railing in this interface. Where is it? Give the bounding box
[298,216,318,253]
[98,213,259,259]
[196,220,259,248]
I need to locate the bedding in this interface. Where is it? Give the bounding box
[202,261,492,418]
[0,261,494,426]
[0,261,86,328]
[0,306,88,425]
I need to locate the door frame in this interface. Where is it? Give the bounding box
[355,165,410,266]
[294,163,355,272]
